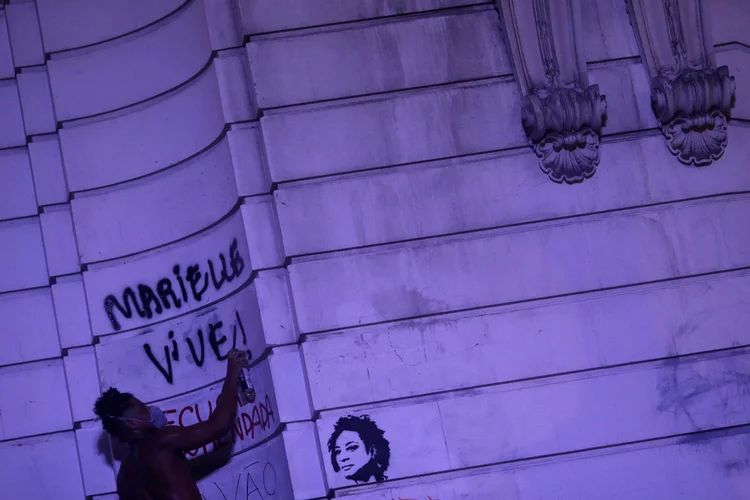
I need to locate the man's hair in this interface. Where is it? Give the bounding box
[93,387,133,440]
[327,414,390,482]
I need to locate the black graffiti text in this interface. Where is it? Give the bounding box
[104,238,245,331]
[201,461,278,500]
[144,310,248,384]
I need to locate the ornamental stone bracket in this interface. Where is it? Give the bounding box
[496,0,607,184]
[626,0,736,166]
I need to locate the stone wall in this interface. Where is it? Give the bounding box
[0,0,748,499]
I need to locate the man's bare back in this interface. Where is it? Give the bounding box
[94,349,249,500]
[116,434,200,500]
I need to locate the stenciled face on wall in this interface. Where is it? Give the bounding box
[327,415,390,484]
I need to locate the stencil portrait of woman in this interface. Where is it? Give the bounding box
[327,414,391,484]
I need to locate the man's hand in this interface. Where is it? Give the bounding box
[157,348,250,452]
[226,349,249,379]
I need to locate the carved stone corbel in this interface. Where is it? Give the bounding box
[496,0,607,184]
[626,0,736,166]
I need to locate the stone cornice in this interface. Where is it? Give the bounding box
[496,0,607,184]
[627,0,736,166]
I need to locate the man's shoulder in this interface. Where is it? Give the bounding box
[149,425,206,454]
[142,426,179,449]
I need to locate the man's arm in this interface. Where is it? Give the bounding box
[155,349,247,452]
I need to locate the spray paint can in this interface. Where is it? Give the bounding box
[237,349,255,406]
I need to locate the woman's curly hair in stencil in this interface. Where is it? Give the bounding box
[327,414,390,483]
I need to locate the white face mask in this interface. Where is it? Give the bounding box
[115,406,168,428]
[147,406,169,428]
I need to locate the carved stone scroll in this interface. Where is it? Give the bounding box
[496,0,607,184]
[627,0,736,166]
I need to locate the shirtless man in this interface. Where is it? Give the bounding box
[93,348,249,500]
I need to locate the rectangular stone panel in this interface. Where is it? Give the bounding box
[342,428,750,500]
[270,345,313,422]
[17,66,56,135]
[282,422,328,499]
[59,67,225,191]
[261,79,525,181]
[318,349,750,487]
[28,134,69,206]
[215,48,257,122]
[255,268,300,346]
[0,433,86,500]
[40,205,80,277]
[0,217,48,293]
[0,12,15,79]
[71,138,238,263]
[63,346,101,422]
[202,0,244,50]
[52,275,94,348]
[248,7,510,107]
[0,148,37,221]
[241,196,284,270]
[304,269,750,410]
[46,0,211,121]
[276,126,750,255]
[0,359,72,440]
[239,0,483,34]
[228,122,271,196]
[0,288,59,367]
[290,195,750,332]
[5,3,44,67]
[0,80,27,149]
[35,0,183,52]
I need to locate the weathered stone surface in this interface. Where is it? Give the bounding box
[239,0,482,34]
[0,289,59,367]
[47,0,211,121]
[71,139,238,263]
[262,80,525,181]
[290,196,750,332]
[276,125,750,255]
[340,429,750,500]
[0,218,48,293]
[248,7,510,107]
[318,349,750,487]
[59,67,224,191]
[35,0,183,52]
[0,433,85,499]
[304,269,750,409]
[0,360,72,440]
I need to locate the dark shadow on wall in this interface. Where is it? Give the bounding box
[97,429,126,466]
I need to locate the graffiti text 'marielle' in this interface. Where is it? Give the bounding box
[103,238,245,331]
